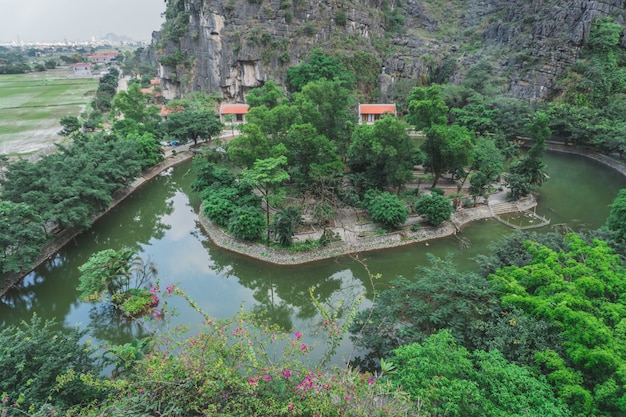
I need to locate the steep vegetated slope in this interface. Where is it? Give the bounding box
[156,0,625,103]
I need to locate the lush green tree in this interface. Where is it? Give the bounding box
[0,201,46,274]
[58,115,81,137]
[604,188,626,245]
[506,112,550,198]
[0,315,103,415]
[388,331,570,417]
[161,109,222,145]
[595,120,626,158]
[202,187,242,226]
[272,206,302,247]
[347,116,416,191]
[286,49,355,92]
[295,78,356,156]
[363,190,409,229]
[405,84,449,130]
[1,135,143,230]
[414,193,454,226]
[468,137,504,204]
[422,123,474,187]
[112,83,160,126]
[227,123,274,168]
[245,80,285,109]
[547,103,598,146]
[450,93,498,134]
[351,255,498,360]
[489,234,626,416]
[489,97,533,140]
[240,156,290,242]
[124,131,163,169]
[190,159,237,192]
[227,206,266,241]
[283,123,342,190]
[77,249,154,301]
[245,104,301,140]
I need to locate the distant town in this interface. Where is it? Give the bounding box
[0,33,152,49]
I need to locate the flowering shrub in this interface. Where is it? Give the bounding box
[72,284,414,416]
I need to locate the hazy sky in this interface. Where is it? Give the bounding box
[0,0,166,43]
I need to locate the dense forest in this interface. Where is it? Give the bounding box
[2,2,626,416]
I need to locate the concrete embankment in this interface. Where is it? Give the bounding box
[196,195,537,266]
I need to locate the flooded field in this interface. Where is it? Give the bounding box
[0,68,97,156]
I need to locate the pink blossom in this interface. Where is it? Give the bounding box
[264,375,272,381]
[300,343,307,351]
[282,369,291,378]
[288,403,294,411]
[295,331,302,340]
[248,377,258,386]
[368,376,375,385]
[166,284,174,293]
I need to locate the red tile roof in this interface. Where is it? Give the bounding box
[220,103,249,114]
[359,104,396,115]
[160,106,184,116]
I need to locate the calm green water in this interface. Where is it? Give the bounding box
[1,152,625,362]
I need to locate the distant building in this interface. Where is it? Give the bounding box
[358,104,396,124]
[160,105,184,121]
[71,62,93,77]
[88,52,120,64]
[220,103,249,124]
[141,79,163,104]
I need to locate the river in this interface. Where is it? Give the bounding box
[1,151,625,363]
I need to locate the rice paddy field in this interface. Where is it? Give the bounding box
[0,68,97,157]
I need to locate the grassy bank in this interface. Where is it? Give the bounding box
[0,68,97,156]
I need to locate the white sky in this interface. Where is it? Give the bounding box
[0,0,166,43]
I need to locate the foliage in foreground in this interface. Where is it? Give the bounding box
[389,330,570,417]
[0,315,103,416]
[64,286,412,417]
[352,232,626,417]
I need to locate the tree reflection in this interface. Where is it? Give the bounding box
[87,304,151,345]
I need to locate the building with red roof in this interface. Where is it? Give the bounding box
[220,103,250,124]
[358,104,396,124]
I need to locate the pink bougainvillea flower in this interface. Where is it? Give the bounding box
[282,369,291,378]
[264,375,272,381]
[300,343,307,351]
[294,331,302,340]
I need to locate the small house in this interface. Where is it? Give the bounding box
[160,105,184,121]
[358,104,396,124]
[88,52,120,64]
[220,103,249,125]
[71,62,93,78]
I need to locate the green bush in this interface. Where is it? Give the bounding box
[228,206,266,240]
[335,10,347,26]
[414,193,453,226]
[0,315,103,414]
[365,191,409,229]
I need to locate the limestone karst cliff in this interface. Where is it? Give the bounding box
[155,0,626,103]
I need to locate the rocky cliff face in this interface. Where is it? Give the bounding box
[156,0,626,102]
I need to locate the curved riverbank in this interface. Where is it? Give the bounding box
[2,143,625,296]
[197,195,538,266]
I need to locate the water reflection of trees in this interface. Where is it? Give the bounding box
[208,244,376,330]
[87,304,151,345]
[0,166,185,331]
